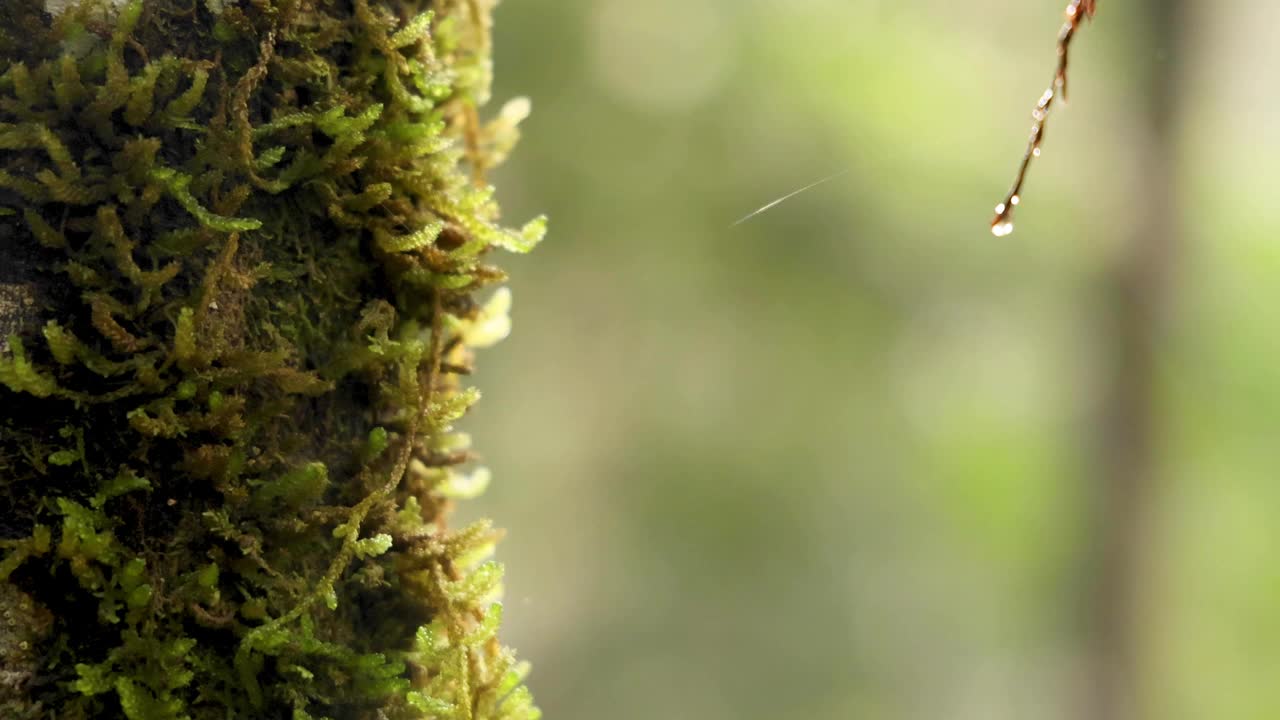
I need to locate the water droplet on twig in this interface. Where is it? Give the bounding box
[988,0,1096,235]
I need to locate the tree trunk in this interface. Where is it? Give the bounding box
[1084,2,1185,719]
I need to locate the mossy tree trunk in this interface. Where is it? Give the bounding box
[0,1,543,718]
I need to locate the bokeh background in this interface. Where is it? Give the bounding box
[461,1,1280,718]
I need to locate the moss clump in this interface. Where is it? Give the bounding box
[0,0,543,717]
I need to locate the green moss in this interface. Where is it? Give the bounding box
[0,0,543,717]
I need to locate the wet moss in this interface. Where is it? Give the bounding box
[0,0,543,717]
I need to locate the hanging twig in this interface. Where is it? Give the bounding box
[990,0,1097,237]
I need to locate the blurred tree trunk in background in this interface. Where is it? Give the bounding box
[1085,1,1186,719]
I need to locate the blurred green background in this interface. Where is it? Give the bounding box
[462,1,1280,718]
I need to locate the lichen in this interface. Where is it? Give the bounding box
[0,0,543,717]
[0,583,55,719]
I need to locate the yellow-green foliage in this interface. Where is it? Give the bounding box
[0,0,543,718]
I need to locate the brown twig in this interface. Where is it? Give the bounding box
[990,0,1097,237]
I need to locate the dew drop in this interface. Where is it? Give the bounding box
[1010,194,1021,206]
[991,220,1015,237]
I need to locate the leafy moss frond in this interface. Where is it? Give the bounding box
[0,336,60,398]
